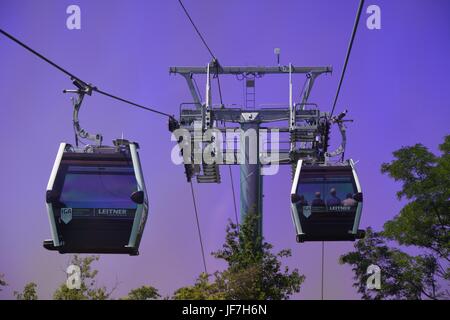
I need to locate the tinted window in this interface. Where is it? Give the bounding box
[296,174,356,206]
[60,165,138,209]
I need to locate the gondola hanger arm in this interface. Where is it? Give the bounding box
[63,79,103,147]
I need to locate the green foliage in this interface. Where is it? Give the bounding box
[173,273,226,300]
[0,274,6,292]
[53,255,111,300]
[341,136,450,300]
[380,137,450,257]
[340,228,443,299]
[124,285,161,300]
[14,282,38,300]
[173,213,304,300]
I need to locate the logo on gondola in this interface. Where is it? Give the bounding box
[97,209,128,216]
[329,206,352,212]
[303,206,312,218]
[60,208,73,224]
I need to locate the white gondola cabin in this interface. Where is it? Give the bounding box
[290,159,364,242]
[43,140,148,255]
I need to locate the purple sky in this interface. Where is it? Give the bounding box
[0,0,449,300]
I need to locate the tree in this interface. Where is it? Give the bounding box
[124,285,161,300]
[173,273,226,300]
[14,282,38,300]
[341,136,450,299]
[174,213,304,300]
[53,255,113,300]
[0,274,6,292]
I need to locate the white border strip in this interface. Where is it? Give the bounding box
[290,160,304,236]
[349,159,363,234]
[45,143,66,247]
[127,143,149,249]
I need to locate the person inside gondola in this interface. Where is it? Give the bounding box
[296,195,308,206]
[326,187,341,206]
[311,191,325,207]
[342,193,357,206]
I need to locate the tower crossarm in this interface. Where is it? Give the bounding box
[170,65,332,76]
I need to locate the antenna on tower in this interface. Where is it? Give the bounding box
[274,48,281,66]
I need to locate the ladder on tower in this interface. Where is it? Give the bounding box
[245,76,256,109]
[197,162,221,183]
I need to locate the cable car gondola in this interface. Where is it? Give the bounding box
[43,82,148,255]
[290,159,364,242]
